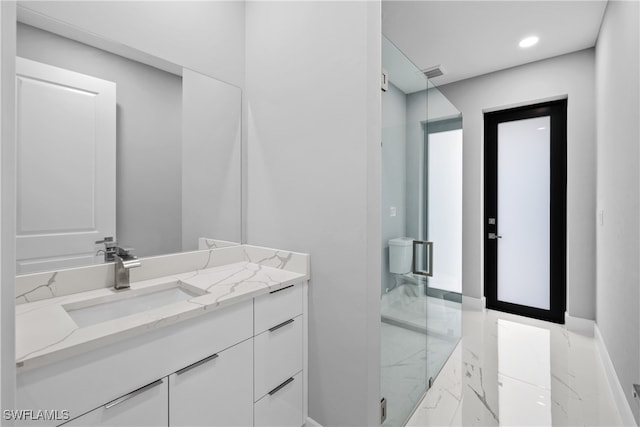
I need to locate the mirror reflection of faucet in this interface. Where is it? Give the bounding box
[95,236,117,262]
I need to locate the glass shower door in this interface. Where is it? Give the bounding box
[423,87,463,388]
[381,35,462,426]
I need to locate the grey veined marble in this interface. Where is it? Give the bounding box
[15,245,309,372]
[406,310,624,427]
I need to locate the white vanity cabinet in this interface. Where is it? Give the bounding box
[17,282,307,427]
[60,340,254,427]
[62,379,168,427]
[253,284,305,427]
[169,339,253,427]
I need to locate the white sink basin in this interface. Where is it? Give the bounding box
[64,282,205,328]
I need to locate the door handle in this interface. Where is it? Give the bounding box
[412,240,433,277]
[488,233,502,240]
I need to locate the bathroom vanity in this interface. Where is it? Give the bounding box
[14,245,309,427]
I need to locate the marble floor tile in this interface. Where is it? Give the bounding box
[405,309,624,427]
[381,322,459,427]
[380,286,462,427]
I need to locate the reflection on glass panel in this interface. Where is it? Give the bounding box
[381,34,462,426]
[382,35,429,426]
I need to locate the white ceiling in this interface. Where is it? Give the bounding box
[382,0,608,87]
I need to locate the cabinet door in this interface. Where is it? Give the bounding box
[61,378,168,426]
[169,339,253,427]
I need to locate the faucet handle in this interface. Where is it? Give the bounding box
[117,255,141,269]
[115,246,135,257]
[95,236,115,245]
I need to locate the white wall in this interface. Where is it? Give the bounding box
[245,2,381,425]
[17,1,245,88]
[0,0,17,413]
[437,49,596,320]
[595,0,640,422]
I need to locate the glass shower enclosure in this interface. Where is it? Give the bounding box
[381,35,463,426]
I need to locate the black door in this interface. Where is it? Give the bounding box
[484,99,567,323]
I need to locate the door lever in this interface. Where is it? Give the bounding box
[488,233,502,240]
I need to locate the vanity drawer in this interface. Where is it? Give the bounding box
[255,371,303,427]
[254,314,303,400]
[254,283,303,334]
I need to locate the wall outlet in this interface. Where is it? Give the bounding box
[390,206,397,217]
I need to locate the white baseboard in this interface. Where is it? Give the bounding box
[594,324,637,426]
[304,416,323,427]
[564,312,594,336]
[462,295,485,311]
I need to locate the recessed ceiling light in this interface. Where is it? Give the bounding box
[519,36,539,48]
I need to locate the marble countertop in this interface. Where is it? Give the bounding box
[16,260,306,372]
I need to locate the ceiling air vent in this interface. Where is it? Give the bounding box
[422,65,444,79]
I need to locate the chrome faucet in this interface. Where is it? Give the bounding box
[114,247,141,290]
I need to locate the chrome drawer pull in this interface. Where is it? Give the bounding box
[104,379,163,409]
[176,353,219,376]
[269,284,294,294]
[268,377,295,396]
[268,318,295,332]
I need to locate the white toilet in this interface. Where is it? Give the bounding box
[388,237,427,293]
[388,237,413,274]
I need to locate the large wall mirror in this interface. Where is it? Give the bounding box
[15,4,242,275]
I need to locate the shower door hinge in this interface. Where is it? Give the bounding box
[381,69,388,92]
[380,397,387,424]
